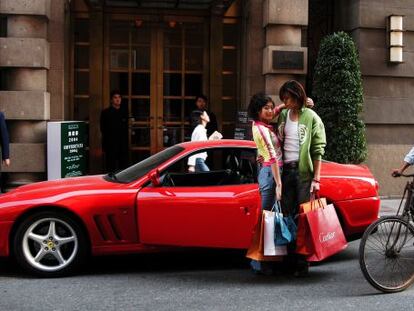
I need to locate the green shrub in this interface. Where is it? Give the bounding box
[313,31,367,164]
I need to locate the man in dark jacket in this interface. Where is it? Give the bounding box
[0,112,10,192]
[100,90,129,172]
[190,94,218,138]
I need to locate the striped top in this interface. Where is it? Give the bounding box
[252,120,283,167]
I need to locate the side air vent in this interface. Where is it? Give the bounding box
[93,214,124,242]
[93,215,109,241]
[108,214,122,240]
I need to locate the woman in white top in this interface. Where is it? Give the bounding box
[188,110,210,172]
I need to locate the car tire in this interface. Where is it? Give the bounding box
[12,211,88,277]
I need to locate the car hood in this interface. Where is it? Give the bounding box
[321,161,375,179]
[4,175,120,199]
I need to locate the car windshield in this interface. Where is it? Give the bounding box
[111,145,185,183]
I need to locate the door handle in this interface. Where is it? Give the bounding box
[240,206,251,216]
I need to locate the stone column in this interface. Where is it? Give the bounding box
[240,0,266,108]
[262,0,308,102]
[0,0,52,188]
[0,0,67,188]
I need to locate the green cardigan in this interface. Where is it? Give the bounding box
[277,108,326,181]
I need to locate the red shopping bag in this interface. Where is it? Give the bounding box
[296,196,327,256]
[296,213,313,256]
[305,204,348,262]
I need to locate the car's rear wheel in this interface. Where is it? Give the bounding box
[12,211,88,277]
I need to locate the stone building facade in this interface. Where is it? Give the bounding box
[0,0,413,196]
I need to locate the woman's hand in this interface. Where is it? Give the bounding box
[188,166,195,172]
[256,155,264,164]
[276,184,282,201]
[310,179,320,193]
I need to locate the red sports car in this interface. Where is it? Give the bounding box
[0,140,380,276]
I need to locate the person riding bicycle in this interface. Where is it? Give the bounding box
[392,147,414,176]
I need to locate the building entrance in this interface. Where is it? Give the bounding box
[106,18,207,163]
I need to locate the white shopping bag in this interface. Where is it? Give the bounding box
[263,210,287,256]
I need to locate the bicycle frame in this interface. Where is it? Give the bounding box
[385,177,414,252]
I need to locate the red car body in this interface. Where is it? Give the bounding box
[0,140,380,259]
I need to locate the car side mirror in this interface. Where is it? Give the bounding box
[149,169,161,187]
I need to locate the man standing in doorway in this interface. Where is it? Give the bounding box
[100,90,129,172]
[191,94,218,138]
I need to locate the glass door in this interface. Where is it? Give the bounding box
[161,22,205,148]
[107,18,206,164]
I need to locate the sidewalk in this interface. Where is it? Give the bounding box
[380,198,404,216]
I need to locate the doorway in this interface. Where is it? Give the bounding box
[106,17,207,163]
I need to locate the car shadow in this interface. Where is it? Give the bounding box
[0,244,357,283]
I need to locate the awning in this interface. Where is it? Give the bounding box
[88,0,235,11]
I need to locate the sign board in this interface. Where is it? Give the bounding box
[263,46,307,74]
[272,50,304,70]
[234,110,253,141]
[47,121,87,180]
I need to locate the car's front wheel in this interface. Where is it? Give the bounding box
[12,211,88,277]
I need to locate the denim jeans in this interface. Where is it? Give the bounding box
[251,165,282,274]
[195,158,209,172]
[258,165,276,211]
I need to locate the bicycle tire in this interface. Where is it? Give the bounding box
[359,216,414,293]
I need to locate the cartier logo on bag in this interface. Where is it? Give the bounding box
[319,232,336,243]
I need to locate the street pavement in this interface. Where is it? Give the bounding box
[0,199,413,311]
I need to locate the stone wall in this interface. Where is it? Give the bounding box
[335,0,414,196]
[0,0,67,187]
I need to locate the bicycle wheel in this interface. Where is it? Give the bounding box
[359,216,414,293]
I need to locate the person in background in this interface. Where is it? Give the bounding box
[0,112,10,192]
[100,90,129,173]
[392,147,414,176]
[277,80,326,277]
[191,95,218,138]
[188,110,211,172]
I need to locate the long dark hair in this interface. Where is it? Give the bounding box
[279,80,307,108]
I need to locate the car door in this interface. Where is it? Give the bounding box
[136,147,261,249]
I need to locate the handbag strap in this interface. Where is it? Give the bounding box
[310,193,324,210]
[272,201,282,214]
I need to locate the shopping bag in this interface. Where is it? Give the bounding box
[274,202,296,245]
[246,211,284,261]
[263,209,287,256]
[296,196,328,255]
[299,196,327,213]
[284,216,297,242]
[305,204,348,262]
[296,213,313,256]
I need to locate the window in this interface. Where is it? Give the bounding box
[73,18,90,121]
[221,18,241,140]
[160,147,257,187]
[113,145,185,183]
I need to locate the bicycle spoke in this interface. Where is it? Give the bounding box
[360,217,414,292]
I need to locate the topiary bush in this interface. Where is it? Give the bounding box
[313,31,367,164]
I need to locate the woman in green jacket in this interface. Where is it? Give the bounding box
[277,80,326,277]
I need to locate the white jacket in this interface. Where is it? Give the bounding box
[188,124,208,166]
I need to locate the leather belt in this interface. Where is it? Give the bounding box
[283,161,299,169]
